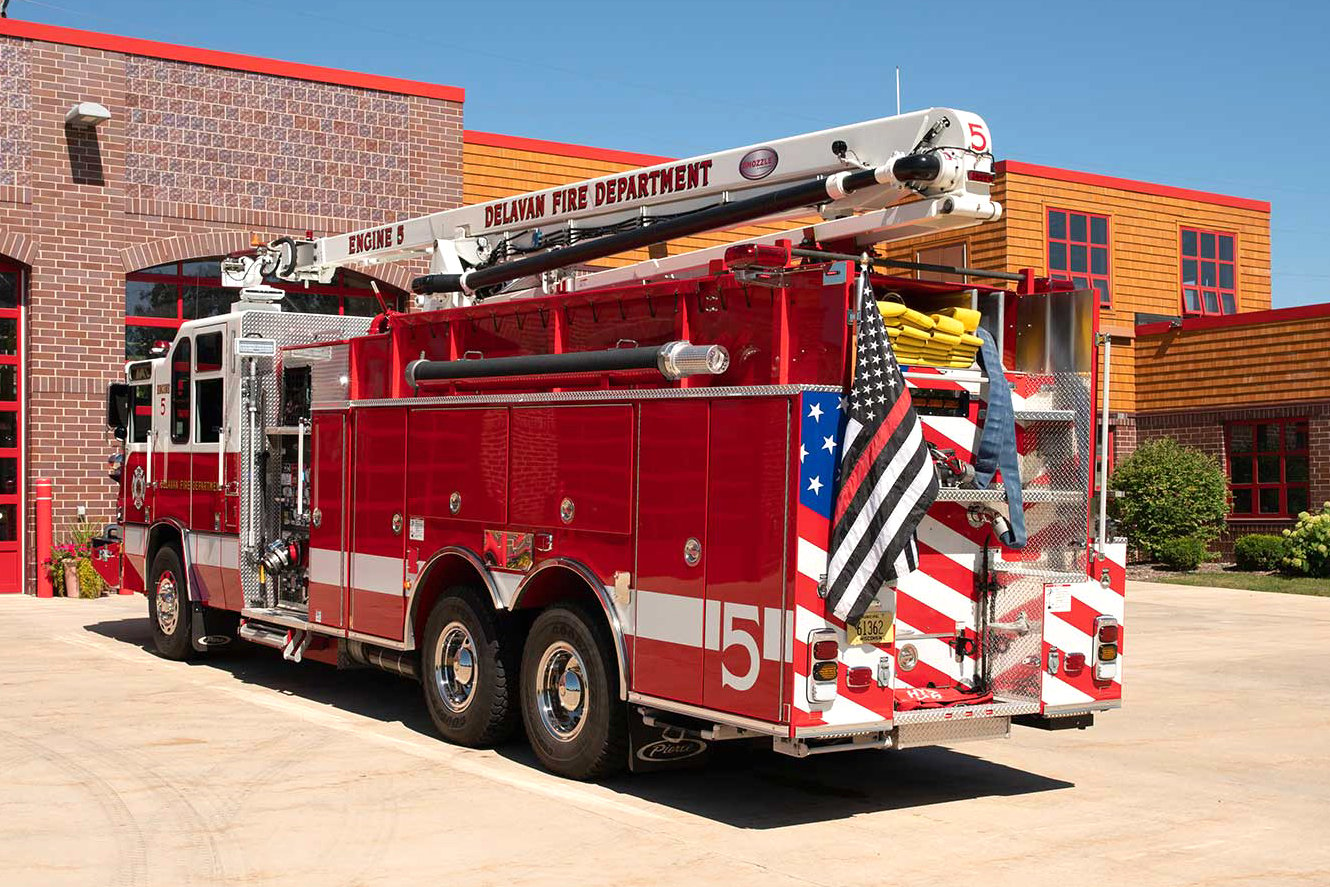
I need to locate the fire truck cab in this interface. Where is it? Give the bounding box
[105,108,1126,780]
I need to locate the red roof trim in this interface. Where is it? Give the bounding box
[0,19,464,103]
[465,130,672,166]
[1136,302,1330,336]
[996,160,1269,213]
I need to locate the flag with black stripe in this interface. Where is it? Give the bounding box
[825,274,940,623]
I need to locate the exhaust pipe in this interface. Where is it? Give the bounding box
[346,640,419,680]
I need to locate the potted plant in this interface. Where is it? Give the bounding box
[42,522,108,599]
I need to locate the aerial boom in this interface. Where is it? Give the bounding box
[235,107,1000,301]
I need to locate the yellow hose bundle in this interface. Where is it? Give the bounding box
[935,306,981,332]
[929,314,966,337]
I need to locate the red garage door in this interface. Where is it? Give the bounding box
[0,261,21,593]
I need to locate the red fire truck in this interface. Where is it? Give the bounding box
[105,108,1126,779]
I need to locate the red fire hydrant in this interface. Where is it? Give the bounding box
[35,478,53,598]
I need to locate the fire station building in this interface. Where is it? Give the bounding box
[0,19,1321,592]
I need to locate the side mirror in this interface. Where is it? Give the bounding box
[106,382,131,432]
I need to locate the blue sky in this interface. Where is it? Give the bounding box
[10,0,1328,307]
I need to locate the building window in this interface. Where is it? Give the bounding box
[1047,209,1110,307]
[915,242,967,284]
[1181,228,1236,315]
[125,258,403,360]
[1226,420,1309,517]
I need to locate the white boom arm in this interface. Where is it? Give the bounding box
[233,107,1000,300]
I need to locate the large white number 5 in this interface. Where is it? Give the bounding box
[721,604,760,691]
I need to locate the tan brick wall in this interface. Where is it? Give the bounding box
[2,33,462,591]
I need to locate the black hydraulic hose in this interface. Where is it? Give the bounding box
[411,154,943,296]
[405,340,729,388]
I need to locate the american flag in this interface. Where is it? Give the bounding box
[824,273,940,623]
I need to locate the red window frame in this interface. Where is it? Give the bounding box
[1047,208,1111,308]
[125,258,403,360]
[1180,227,1236,316]
[1225,419,1310,518]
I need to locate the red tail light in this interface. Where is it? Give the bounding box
[1064,652,1086,677]
[1098,623,1120,644]
[812,639,839,661]
[845,667,872,690]
[724,241,791,270]
[966,169,996,183]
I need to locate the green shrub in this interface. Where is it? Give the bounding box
[1155,535,1212,571]
[1233,534,1287,572]
[76,558,106,599]
[1109,438,1229,558]
[1282,504,1330,578]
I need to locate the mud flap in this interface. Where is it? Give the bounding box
[627,708,713,773]
[190,603,237,652]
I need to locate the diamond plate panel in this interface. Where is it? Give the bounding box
[983,370,1093,704]
[239,312,370,608]
[894,716,1012,748]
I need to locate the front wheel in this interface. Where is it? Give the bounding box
[520,603,626,780]
[148,545,193,660]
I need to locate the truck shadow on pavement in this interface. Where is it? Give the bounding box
[86,615,1073,828]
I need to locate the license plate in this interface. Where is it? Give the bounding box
[847,611,893,646]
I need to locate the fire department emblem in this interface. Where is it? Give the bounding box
[131,465,146,510]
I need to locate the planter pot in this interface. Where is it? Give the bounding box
[63,562,80,599]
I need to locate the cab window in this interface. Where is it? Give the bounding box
[170,338,191,444]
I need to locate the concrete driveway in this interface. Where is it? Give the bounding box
[1,581,1326,887]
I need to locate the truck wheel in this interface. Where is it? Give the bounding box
[421,588,519,747]
[520,603,627,780]
[148,546,193,660]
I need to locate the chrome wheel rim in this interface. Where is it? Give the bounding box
[434,622,477,713]
[155,571,179,636]
[536,641,587,741]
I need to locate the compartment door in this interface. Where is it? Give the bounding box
[702,398,791,721]
[349,408,407,640]
[309,413,348,628]
[632,401,709,705]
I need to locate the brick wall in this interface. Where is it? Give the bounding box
[1134,402,1330,558]
[1,31,462,591]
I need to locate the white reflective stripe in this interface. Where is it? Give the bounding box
[1043,611,1091,656]
[308,547,342,586]
[122,524,147,557]
[351,552,404,597]
[922,415,979,451]
[1071,580,1125,622]
[1042,673,1095,707]
[790,683,891,726]
[762,607,782,662]
[635,589,704,649]
[703,599,720,650]
[892,616,964,679]
[915,515,982,572]
[1102,540,1127,569]
[189,532,240,569]
[796,537,827,583]
[895,568,974,626]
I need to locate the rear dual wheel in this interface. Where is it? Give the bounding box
[520,603,627,781]
[420,589,520,747]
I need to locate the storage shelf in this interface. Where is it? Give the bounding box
[1012,409,1076,422]
[935,486,1084,504]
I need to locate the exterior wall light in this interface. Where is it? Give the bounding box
[65,101,111,129]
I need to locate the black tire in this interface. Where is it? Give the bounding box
[148,545,193,660]
[520,602,627,780]
[420,587,520,747]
